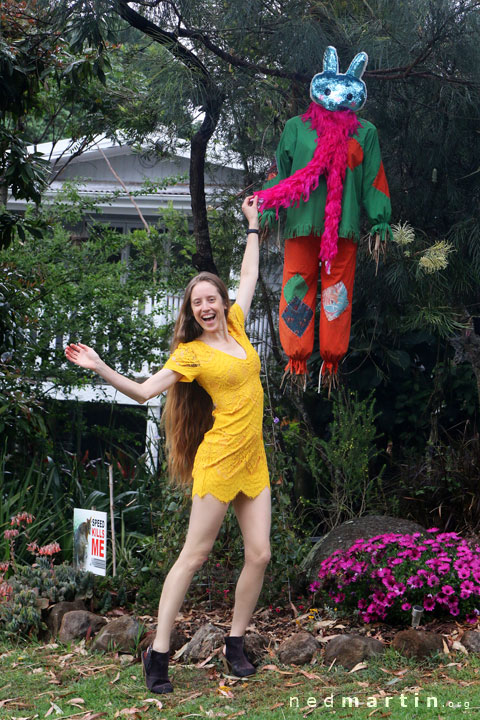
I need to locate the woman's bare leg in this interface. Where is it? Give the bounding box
[229,487,271,637]
[153,493,229,652]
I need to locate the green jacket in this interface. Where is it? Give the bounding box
[262,114,392,242]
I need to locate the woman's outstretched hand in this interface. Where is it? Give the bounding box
[65,342,100,371]
[241,194,259,227]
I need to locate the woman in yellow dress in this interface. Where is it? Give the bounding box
[65,196,270,693]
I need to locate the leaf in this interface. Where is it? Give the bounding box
[317,634,341,643]
[261,665,294,675]
[298,670,323,680]
[196,653,214,667]
[114,708,147,718]
[217,685,234,698]
[452,640,468,655]
[385,677,402,686]
[349,662,368,673]
[145,698,163,709]
[45,701,63,716]
[172,642,189,660]
[314,620,337,629]
[68,697,86,707]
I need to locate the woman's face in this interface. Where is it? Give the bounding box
[190,281,226,334]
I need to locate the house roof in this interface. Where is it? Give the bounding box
[8,135,244,217]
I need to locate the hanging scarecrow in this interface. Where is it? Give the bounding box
[255,46,392,390]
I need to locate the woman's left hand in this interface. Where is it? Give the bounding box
[241,195,259,227]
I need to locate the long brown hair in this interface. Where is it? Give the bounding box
[162,272,231,485]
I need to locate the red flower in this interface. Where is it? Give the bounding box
[4,529,19,540]
[37,542,61,556]
[10,512,34,526]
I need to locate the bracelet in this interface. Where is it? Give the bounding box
[246,228,259,235]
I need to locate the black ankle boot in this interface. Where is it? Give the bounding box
[142,646,173,693]
[224,636,256,677]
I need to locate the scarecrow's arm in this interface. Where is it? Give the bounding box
[361,125,393,242]
[259,119,297,228]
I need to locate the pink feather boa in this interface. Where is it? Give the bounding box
[255,102,360,274]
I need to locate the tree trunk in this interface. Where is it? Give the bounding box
[113,0,222,274]
[190,91,224,274]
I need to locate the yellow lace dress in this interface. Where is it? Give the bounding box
[163,303,270,502]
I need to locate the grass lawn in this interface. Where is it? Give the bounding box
[1,640,480,720]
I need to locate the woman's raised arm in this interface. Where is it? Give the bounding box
[65,342,181,403]
[235,195,260,318]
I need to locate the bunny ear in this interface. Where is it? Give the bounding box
[347,51,368,79]
[322,46,339,74]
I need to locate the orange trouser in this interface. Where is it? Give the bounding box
[279,234,357,377]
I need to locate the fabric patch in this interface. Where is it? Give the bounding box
[282,297,314,337]
[322,281,349,321]
[347,137,364,171]
[283,273,309,304]
[373,161,390,198]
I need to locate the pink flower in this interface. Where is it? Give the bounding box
[407,576,424,588]
[37,542,61,557]
[441,585,455,596]
[376,567,392,578]
[0,583,12,598]
[10,512,34,526]
[388,557,404,567]
[424,597,435,611]
[3,529,19,540]
[401,602,412,611]
[427,575,439,587]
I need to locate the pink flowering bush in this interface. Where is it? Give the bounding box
[310,529,480,625]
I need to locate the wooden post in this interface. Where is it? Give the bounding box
[109,464,117,577]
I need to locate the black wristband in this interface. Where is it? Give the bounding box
[246,228,259,235]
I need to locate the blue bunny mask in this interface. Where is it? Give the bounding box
[310,46,368,112]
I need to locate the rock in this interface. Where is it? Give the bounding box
[244,632,269,664]
[300,515,426,587]
[137,626,188,657]
[183,623,224,662]
[119,654,135,665]
[58,610,106,643]
[392,630,445,659]
[324,634,384,670]
[46,600,87,639]
[277,632,318,665]
[90,615,142,653]
[460,631,480,653]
